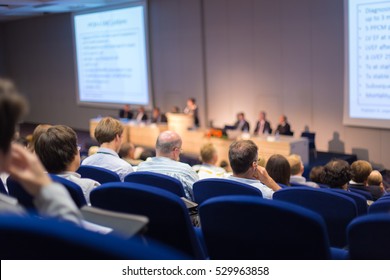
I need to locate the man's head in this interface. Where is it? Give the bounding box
[279,115,287,124]
[259,111,266,121]
[367,170,383,186]
[200,143,218,165]
[28,124,52,152]
[288,154,304,176]
[265,154,291,186]
[229,140,258,176]
[0,78,27,169]
[350,160,372,184]
[187,98,196,107]
[153,107,160,117]
[34,125,79,173]
[237,112,245,121]
[94,117,124,150]
[156,131,182,161]
[309,166,324,183]
[321,159,351,189]
[118,142,135,159]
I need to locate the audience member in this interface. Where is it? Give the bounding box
[253,111,272,135]
[219,160,232,173]
[137,131,198,201]
[81,117,134,181]
[151,107,167,123]
[265,154,291,186]
[27,124,52,152]
[367,170,386,200]
[234,112,250,132]
[119,104,133,119]
[170,106,180,113]
[183,97,199,127]
[34,125,100,204]
[0,78,81,224]
[348,160,372,189]
[88,146,99,156]
[227,140,281,199]
[275,115,292,136]
[287,154,319,187]
[321,159,351,190]
[194,143,227,179]
[309,166,325,184]
[118,142,143,166]
[257,156,267,168]
[135,106,148,122]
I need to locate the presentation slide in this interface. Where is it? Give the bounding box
[73,2,151,107]
[344,0,390,128]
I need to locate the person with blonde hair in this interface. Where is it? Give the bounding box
[81,117,134,181]
[287,154,319,188]
[195,143,227,179]
[366,170,386,200]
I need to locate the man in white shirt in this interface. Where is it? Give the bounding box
[194,143,228,179]
[82,117,134,181]
[287,154,319,188]
[227,140,281,199]
[137,131,198,201]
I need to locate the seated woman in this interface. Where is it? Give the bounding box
[265,154,291,187]
[34,125,100,204]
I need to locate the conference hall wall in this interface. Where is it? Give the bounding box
[2,0,390,169]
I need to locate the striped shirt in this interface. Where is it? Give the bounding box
[137,157,198,201]
[81,147,134,181]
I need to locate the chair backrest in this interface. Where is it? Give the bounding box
[7,177,35,211]
[348,187,373,200]
[328,189,368,216]
[193,178,262,204]
[273,187,358,248]
[0,179,8,195]
[199,195,331,259]
[90,182,205,259]
[124,171,185,197]
[49,174,87,208]
[77,165,120,184]
[368,199,390,214]
[0,215,186,260]
[301,132,316,149]
[347,214,390,259]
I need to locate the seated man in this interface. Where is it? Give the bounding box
[194,143,227,179]
[34,125,100,204]
[348,160,372,191]
[135,106,148,122]
[136,131,198,201]
[367,170,386,200]
[0,78,81,225]
[151,107,167,123]
[253,111,272,135]
[82,117,134,181]
[226,140,281,199]
[321,159,351,190]
[275,115,292,135]
[118,142,143,166]
[119,104,133,119]
[287,154,319,188]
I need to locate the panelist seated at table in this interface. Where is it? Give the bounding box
[253,111,272,136]
[224,112,250,132]
[151,107,167,123]
[119,104,133,120]
[135,106,148,122]
[275,115,292,136]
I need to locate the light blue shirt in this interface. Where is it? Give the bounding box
[81,147,134,182]
[137,157,198,201]
[227,176,275,199]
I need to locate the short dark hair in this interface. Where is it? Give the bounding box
[321,159,351,188]
[309,166,325,183]
[229,140,258,174]
[35,125,78,173]
[0,78,28,154]
[266,154,291,186]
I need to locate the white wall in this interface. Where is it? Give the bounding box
[2,0,390,168]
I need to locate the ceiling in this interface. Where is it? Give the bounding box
[0,0,133,22]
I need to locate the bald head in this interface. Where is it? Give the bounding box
[156,131,182,160]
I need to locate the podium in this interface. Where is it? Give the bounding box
[166,113,194,135]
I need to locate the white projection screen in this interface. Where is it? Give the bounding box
[344,0,390,128]
[72,1,152,108]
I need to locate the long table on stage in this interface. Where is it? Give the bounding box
[89,118,309,165]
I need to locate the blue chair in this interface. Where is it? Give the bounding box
[0,179,8,195]
[193,178,263,204]
[0,215,187,260]
[49,174,87,208]
[90,182,206,259]
[199,195,341,259]
[368,199,390,214]
[124,171,185,197]
[7,177,36,211]
[328,189,368,216]
[347,214,390,259]
[273,187,358,248]
[349,187,373,200]
[77,165,120,184]
[301,132,317,158]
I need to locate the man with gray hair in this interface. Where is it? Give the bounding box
[136,131,198,201]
